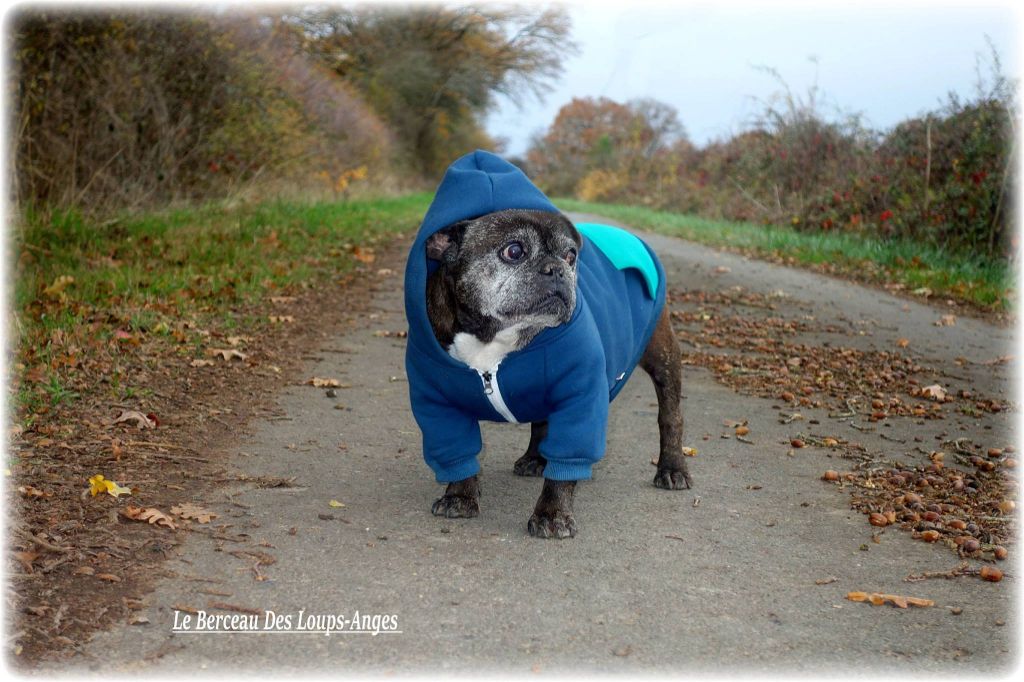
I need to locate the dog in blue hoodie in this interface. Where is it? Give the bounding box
[405,150,689,539]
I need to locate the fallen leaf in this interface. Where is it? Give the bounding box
[308,377,347,388]
[681,446,698,457]
[122,506,177,530]
[171,503,217,524]
[42,275,74,298]
[88,474,132,498]
[896,338,910,348]
[920,384,947,401]
[73,566,95,576]
[207,600,265,616]
[96,573,122,582]
[13,551,39,573]
[18,485,51,498]
[351,246,376,264]
[190,359,216,368]
[328,499,346,508]
[206,348,248,361]
[111,410,157,429]
[270,296,296,304]
[814,576,838,585]
[934,314,957,327]
[225,336,250,347]
[113,329,140,345]
[846,591,934,608]
[982,355,1014,366]
[269,315,295,323]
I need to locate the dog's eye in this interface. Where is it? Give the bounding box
[565,248,577,267]
[499,242,526,262]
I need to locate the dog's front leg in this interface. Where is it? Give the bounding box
[527,479,577,539]
[431,474,480,518]
[513,421,548,476]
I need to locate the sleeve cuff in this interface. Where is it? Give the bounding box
[540,460,593,482]
[430,457,481,484]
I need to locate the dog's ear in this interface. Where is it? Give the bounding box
[425,221,469,264]
[559,212,582,248]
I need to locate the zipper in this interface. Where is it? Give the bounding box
[478,364,518,423]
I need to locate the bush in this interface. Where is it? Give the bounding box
[11,11,395,213]
[528,49,1016,260]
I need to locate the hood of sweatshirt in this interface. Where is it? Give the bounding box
[403,149,562,365]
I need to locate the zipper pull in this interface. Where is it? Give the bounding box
[481,371,494,395]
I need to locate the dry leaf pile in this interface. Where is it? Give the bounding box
[669,287,1006,419]
[670,285,1015,569]
[822,449,1014,562]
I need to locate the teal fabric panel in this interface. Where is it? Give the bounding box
[576,222,659,299]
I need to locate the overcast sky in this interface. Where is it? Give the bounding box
[486,1,1021,155]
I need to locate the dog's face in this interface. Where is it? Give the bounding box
[426,209,581,331]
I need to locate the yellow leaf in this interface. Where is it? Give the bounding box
[105,480,132,497]
[89,474,107,497]
[42,275,74,298]
[682,446,698,457]
[88,474,131,498]
[328,499,345,508]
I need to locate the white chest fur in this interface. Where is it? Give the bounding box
[448,325,527,372]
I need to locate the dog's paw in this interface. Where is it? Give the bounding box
[527,510,577,539]
[513,452,546,477]
[653,467,692,490]
[431,495,479,518]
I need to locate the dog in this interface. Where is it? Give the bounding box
[404,150,689,539]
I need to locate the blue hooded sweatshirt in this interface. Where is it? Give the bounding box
[404,150,666,483]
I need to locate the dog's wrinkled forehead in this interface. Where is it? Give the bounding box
[462,209,580,253]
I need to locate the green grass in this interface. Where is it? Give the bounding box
[557,198,1014,311]
[15,192,432,315]
[12,192,433,415]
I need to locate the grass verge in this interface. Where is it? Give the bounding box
[11,192,432,421]
[556,198,1014,314]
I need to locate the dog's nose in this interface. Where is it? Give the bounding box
[540,259,564,278]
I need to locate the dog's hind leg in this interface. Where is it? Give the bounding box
[513,421,548,476]
[640,307,691,490]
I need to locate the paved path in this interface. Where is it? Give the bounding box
[67,214,1017,674]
